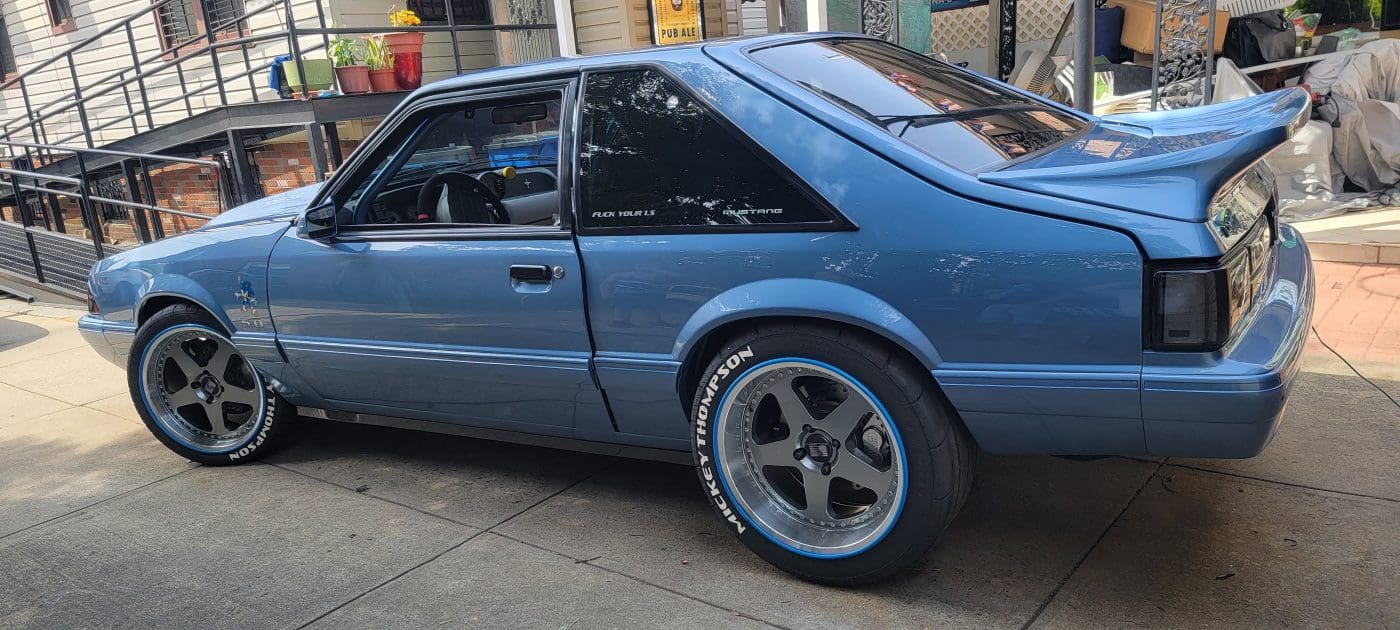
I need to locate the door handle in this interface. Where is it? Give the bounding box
[509,264,552,283]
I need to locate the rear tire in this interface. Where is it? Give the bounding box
[690,321,973,585]
[128,304,295,466]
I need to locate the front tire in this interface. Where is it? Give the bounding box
[691,322,972,585]
[128,304,295,465]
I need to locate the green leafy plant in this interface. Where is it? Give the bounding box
[327,36,362,67]
[364,35,395,71]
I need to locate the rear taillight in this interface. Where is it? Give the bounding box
[1152,268,1228,349]
[1150,220,1273,351]
[86,284,100,315]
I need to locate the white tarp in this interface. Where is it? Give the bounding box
[1282,39,1400,220]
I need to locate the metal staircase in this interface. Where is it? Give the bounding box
[0,0,558,298]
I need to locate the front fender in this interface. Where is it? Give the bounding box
[137,276,237,331]
[672,278,943,370]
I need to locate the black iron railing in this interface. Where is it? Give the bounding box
[0,0,558,164]
[1,139,231,245]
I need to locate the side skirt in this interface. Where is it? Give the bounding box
[297,407,694,466]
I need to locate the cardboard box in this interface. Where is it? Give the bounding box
[1108,0,1230,55]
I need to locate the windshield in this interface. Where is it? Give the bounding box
[750,39,1087,172]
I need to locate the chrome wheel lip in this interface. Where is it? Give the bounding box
[138,324,266,454]
[713,358,908,559]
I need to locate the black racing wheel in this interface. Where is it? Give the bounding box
[417,170,510,224]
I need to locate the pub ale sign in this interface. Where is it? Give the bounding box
[651,0,703,45]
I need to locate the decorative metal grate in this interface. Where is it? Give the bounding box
[860,0,899,42]
[1150,0,1217,109]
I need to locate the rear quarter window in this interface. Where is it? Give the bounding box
[750,39,1087,173]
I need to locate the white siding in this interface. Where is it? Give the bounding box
[740,0,767,35]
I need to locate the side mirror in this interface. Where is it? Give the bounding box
[303,202,339,240]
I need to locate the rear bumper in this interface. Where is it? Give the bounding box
[1140,224,1314,458]
[78,314,136,368]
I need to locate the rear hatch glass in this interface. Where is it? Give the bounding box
[750,39,1088,173]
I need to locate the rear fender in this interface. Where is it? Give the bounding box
[673,278,943,370]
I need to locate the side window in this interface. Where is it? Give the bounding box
[578,69,834,230]
[341,93,563,228]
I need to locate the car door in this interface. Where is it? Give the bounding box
[266,80,612,439]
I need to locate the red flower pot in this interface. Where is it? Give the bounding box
[334,65,371,94]
[384,31,425,91]
[369,68,398,92]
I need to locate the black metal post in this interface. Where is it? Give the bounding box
[323,122,343,168]
[306,124,329,182]
[225,129,259,203]
[121,159,154,243]
[237,16,259,103]
[119,76,141,135]
[311,0,331,70]
[7,169,45,282]
[197,0,230,107]
[18,149,52,231]
[16,80,50,163]
[75,155,106,258]
[126,23,156,130]
[66,55,95,149]
[174,63,196,116]
[138,157,165,240]
[285,0,309,98]
[213,154,237,210]
[46,192,66,233]
[445,0,463,75]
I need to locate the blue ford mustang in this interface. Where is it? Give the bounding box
[79,34,1314,584]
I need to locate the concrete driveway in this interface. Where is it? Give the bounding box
[1,261,1397,629]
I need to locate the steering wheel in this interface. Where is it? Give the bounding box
[416,170,510,225]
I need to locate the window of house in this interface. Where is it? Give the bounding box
[409,0,490,25]
[577,69,834,231]
[0,18,17,79]
[340,93,564,228]
[46,0,75,31]
[156,0,246,50]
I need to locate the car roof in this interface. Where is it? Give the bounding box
[413,32,863,96]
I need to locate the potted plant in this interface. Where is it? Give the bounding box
[328,36,371,94]
[385,5,424,90]
[365,35,398,92]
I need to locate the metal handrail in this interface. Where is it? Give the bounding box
[0,140,220,167]
[0,139,227,261]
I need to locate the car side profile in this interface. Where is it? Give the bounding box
[79,34,1314,584]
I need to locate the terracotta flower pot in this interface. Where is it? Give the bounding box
[369,68,398,92]
[384,31,425,91]
[334,65,371,94]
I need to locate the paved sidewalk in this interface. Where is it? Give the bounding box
[0,264,1397,629]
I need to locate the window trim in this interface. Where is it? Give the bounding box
[46,0,76,35]
[314,78,579,241]
[571,62,853,237]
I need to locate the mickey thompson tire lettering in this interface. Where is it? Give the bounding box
[229,387,277,461]
[693,345,753,534]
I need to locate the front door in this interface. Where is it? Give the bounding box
[266,82,607,437]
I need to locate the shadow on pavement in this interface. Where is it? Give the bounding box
[0,317,48,353]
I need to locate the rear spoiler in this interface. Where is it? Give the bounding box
[980,88,1311,222]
